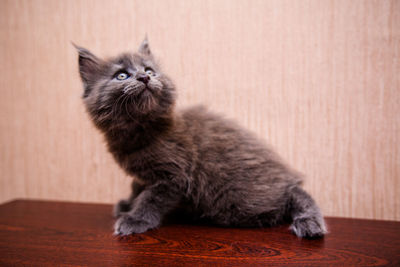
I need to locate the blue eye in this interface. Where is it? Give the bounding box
[116,72,129,80]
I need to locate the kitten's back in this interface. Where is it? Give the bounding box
[176,106,303,225]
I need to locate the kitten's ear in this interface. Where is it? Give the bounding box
[138,36,152,56]
[73,43,102,88]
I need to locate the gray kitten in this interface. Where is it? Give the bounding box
[76,39,327,238]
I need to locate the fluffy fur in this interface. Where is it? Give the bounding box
[76,39,327,238]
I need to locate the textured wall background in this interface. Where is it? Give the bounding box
[0,0,399,220]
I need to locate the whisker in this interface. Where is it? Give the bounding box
[123,95,137,121]
[111,94,126,119]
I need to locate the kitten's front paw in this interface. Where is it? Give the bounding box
[114,214,153,236]
[290,217,327,238]
[113,199,132,218]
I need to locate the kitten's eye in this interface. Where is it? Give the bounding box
[145,67,155,76]
[116,72,129,80]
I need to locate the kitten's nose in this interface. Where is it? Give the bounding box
[137,73,150,84]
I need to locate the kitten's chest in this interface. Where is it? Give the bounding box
[112,141,189,183]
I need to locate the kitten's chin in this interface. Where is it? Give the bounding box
[121,90,158,116]
[136,93,157,114]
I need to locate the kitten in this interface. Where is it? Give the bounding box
[76,39,327,238]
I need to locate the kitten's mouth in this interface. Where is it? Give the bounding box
[139,88,152,97]
[124,84,155,97]
[120,84,158,114]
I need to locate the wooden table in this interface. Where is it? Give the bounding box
[0,200,399,266]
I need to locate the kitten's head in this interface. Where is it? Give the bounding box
[76,38,175,129]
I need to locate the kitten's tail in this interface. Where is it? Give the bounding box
[288,186,327,238]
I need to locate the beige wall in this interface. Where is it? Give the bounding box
[1,0,399,220]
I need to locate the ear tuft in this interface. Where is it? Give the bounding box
[138,36,151,56]
[73,43,101,95]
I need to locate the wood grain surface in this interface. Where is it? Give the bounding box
[0,200,399,266]
[0,0,399,220]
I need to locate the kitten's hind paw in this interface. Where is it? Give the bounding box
[113,199,132,218]
[289,217,327,239]
[114,214,154,236]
